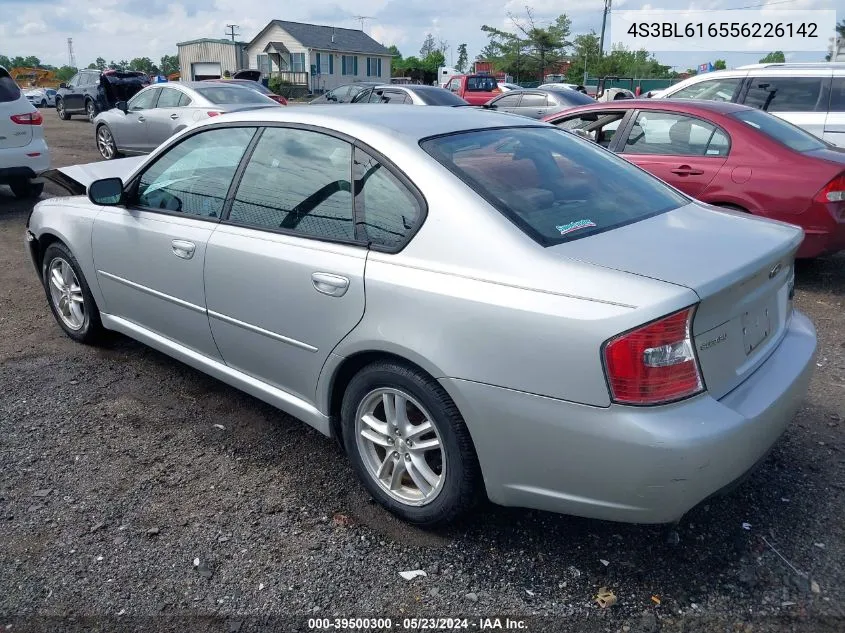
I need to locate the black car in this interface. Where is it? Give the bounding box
[350,84,469,106]
[483,88,596,119]
[56,69,149,122]
[309,82,380,104]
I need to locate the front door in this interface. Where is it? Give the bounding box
[204,126,368,404]
[62,73,85,112]
[116,87,160,153]
[91,125,257,358]
[618,110,729,198]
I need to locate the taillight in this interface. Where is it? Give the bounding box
[206,110,223,117]
[10,112,43,125]
[270,95,288,105]
[603,306,704,405]
[815,173,845,203]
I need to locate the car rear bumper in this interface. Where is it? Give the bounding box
[442,310,816,524]
[0,140,50,183]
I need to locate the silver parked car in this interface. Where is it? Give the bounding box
[92,81,280,160]
[29,107,816,526]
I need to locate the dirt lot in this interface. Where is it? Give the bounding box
[1,108,844,633]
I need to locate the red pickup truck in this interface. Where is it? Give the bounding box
[444,74,501,106]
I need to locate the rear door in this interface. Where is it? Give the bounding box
[143,86,186,151]
[0,70,32,149]
[204,126,367,404]
[739,71,832,139]
[824,76,845,147]
[512,92,549,119]
[617,109,729,197]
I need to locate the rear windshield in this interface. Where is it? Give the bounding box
[232,80,271,95]
[466,76,498,92]
[550,90,596,106]
[196,86,271,104]
[732,109,826,152]
[417,89,468,106]
[0,68,21,103]
[421,127,688,246]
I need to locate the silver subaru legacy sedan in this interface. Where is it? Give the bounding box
[27,106,817,526]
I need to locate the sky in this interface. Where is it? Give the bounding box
[0,0,834,72]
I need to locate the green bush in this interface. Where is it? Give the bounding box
[269,77,296,98]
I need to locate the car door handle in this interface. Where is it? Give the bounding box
[170,113,179,120]
[137,116,146,122]
[171,239,196,259]
[311,272,349,297]
[671,165,704,176]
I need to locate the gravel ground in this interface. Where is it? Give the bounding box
[1,108,844,633]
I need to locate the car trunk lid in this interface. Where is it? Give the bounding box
[551,203,803,399]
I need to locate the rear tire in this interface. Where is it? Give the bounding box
[341,360,481,526]
[41,242,105,345]
[57,99,70,120]
[96,125,122,160]
[85,99,97,123]
[10,180,44,199]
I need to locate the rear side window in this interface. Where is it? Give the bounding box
[421,127,688,246]
[354,147,422,250]
[743,77,828,112]
[830,78,845,112]
[156,88,182,108]
[228,128,355,241]
[520,93,547,107]
[0,68,21,103]
[733,109,826,152]
[624,111,729,157]
[668,77,740,102]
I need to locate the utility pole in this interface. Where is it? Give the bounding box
[599,0,612,57]
[353,16,374,32]
[225,24,240,41]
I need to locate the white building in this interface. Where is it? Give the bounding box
[246,20,394,93]
[177,38,248,81]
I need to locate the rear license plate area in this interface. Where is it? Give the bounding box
[742,305,772,355]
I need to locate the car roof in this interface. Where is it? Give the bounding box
[548,98,751,116]
[207,104,542,144]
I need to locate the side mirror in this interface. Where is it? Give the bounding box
[116,101,128,113]
[88,178,124,206]
[59,83,68,90]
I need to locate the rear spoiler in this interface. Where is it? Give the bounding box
[40,156,147,196]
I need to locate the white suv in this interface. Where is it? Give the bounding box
[655,63,845,147]
[0,66,50,199]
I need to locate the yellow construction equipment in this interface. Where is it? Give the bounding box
[9,67,59,88]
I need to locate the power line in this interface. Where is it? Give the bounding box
[225,24,240,41]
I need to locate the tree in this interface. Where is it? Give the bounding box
[826,20,845,61]
[420,33,437,59]
[455,43,468,72]
[714,59,726,70]
[481,9,572,81]
[55,66,77,81]
[759,51,785,63]
[94,57,107,71]
[0,55,10,68]
[129,57,157,74]
[159,54,178,76]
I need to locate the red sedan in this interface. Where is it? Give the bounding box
[544,100,845,258]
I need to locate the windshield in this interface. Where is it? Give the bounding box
[732,109,826,152]
[417,89,468,106]
[421,127,688,246]
[196,86,273,104]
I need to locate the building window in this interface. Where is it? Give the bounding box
[366,57,382,77]
[316,53,322,74]
[289,52,306,73]
[342,55,358,76]
[257,54,270,75]
[328,55,334,75]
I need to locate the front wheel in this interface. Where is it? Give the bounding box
[42,243,105,344]
[57,99,70,120]
[341,361,481,526]
[96,125,121,160]
[40,99,47,107]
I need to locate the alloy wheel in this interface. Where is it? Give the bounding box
[97,127,115,160]
[57,101,65,118]
[86,101,95,122]
[48,258,85,331]
[355,388,446,506]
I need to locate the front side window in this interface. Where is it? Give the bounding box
[368,90,408,104]
[354,147,422,249]
[128,88,158,110]
[492,93,521,108]
[623,111,726,156]
[67,74,80,88]
[733,109,826,152]
[229,128,355,241]
[668,77,741,102]
[134,127,256,218]
[743,76,828,112]
[421,127,688,246]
